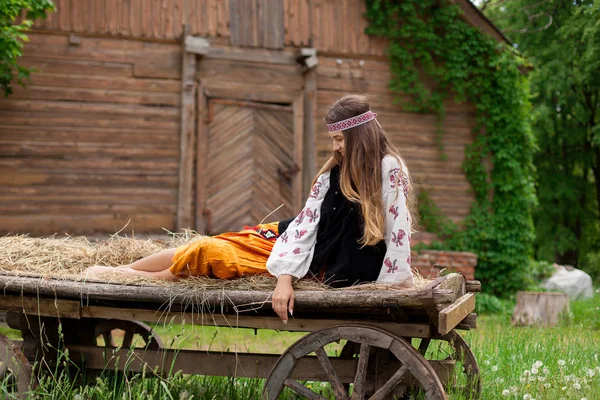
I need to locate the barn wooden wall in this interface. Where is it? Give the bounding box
[0,33,182,234]
[0,0,477,235]
[32,0,387,54]
[314,57,476,223]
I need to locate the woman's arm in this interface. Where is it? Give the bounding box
[377,156,414,288]
[266,171,330,280]
[266,171,331,321]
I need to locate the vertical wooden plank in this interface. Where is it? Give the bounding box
[269,0,284,49]
[323,0,331,52]
[164,0,173,38]
[229,0,238,45]
[300,0,310,47]
[293,0,301,48]
[311,0,321,50]
[350,0,358,54]
[216,0,228,37]
[257,0,266,48]
[85,0,95,33]
[292,93,305,214]
[71,0,83,32]
[283,0,290,45]
[357,0,369,54]
[130,0,141,37]
[120,0,131,36]
[172,0,183,38]
[95,0,106,34]
[160,0,167,38]
[240,0,250,46]
[178,28,197,230]
[341,0,347,53]
[303,69,317,199]
[251,0,259,46]
[188,0,197,35]
[44,1,58,30]
[195,84,208,233]
[334,0,342,53]
[207,0,217,37]
[140,0,150,37]
[58,0,71,31]
[107,0,119,34]
[152,0,162,38]
[193,0,203,36]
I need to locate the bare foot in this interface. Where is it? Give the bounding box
[83,265,126,279]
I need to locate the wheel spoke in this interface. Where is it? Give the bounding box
[418,338,431,356]
[369,364,408,400]
[122,331,134,349]
[0,361,8,380]
[315,347,349,400]
[350,343,370,400]
[102,332,113,347]
[284,378,327,400]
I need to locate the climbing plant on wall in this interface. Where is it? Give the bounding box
[0,0,55,96]
[364,0,537,296]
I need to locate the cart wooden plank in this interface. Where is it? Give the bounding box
[438,293,476,335]
[66,345,455,385]
[0,274,458,309]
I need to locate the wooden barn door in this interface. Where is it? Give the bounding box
[201,99,301,234]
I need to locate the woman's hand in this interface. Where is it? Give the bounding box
[272,275,295,323]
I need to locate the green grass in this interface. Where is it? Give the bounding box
[1,292,599,399]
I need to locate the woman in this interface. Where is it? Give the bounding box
[85,94,415,323]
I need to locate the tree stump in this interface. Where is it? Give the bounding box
[511,292,570,327]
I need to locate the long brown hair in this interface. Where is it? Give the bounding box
[313,94,416,246]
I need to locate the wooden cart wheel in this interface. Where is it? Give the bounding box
[417,331,480,399]
[263,325,447,400]
[93,320,163,350]
[0,334,33,399]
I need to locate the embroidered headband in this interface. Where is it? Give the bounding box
[326,110,377,132]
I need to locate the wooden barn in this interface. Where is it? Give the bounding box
[0,0,507,243]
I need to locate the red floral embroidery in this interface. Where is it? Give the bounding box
[389,205,399,220]
[294,229,308,239]
[295,210,306,224]
[278,252,287,258]
[293,247,301,254]
[389,168,400,189]
[389,168,409,197]
[384,257,398,273]
[407,254,411,265]
[280,232,289,243]
[306,208,319,223]
[310,182,322,199]
[391,229,406,247]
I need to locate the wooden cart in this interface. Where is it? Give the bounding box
[0,273,480,399]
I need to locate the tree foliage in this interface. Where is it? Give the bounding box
[364,0,537,296]
[483,0,600,276]
[0,0,54,96]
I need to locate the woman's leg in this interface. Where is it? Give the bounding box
[127,248,177,272]
[84,248,178,281]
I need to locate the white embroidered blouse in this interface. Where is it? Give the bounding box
[266,155,413,287]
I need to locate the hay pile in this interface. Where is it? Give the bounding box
[0,233,429,292]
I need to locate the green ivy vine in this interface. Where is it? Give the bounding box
[364,0,537,296]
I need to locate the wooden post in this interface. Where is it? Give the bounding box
[292,94,305,213]
[511,291,570,327]
[176,25,198,230]
[177,31,210,231]
[303,68,317,197]
[300,48,318,198]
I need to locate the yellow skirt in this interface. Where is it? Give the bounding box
[169,222,279,279]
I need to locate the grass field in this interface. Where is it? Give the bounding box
[1,292,599,399]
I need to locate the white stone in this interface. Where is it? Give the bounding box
[541,265,594,300]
